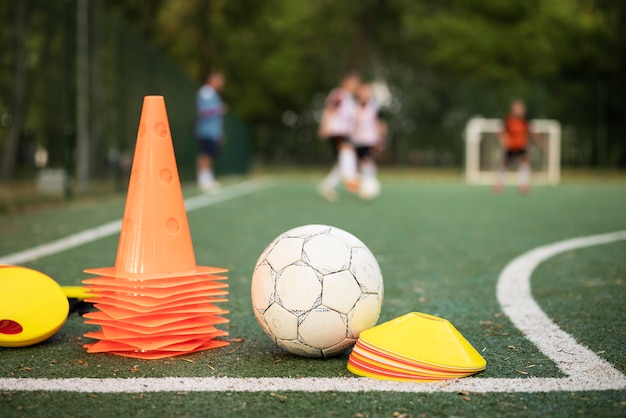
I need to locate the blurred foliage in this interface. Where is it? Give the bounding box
[103,0,626,167]
[103,0,624,112]
[0,0,624,183]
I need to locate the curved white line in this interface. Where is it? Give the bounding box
[1,230,625,393]
[497,230,626,390]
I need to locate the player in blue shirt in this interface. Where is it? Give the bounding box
[196,71,225,192]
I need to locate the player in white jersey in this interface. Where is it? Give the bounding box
[352,83,386,200]
[318,73,360,202]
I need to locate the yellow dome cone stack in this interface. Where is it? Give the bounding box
[348,312,486,381]
[82,96,229,359]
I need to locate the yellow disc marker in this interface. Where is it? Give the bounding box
[0,265,69,347]
[357,312,486,371]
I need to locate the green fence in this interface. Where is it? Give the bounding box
[1,0,622,187]
[0,0,251,190]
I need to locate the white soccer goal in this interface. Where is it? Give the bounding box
[464,117,561,185]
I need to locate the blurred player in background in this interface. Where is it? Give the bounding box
[352,83,386,200]
[196,71,226,192]
[318,73,361,202]
[493,99,541,195]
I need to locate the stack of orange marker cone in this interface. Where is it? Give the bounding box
[82,96,229,359]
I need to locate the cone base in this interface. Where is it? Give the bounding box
[347,312,486,382]
[357,312,486,371]
[347,359,476,382]
[83,271,229,359]
[84,339,229,360]
[351,343,476,378]
[84,265,227,281]
[93,302,227,320]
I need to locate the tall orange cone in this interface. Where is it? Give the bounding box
[82,96,229,359]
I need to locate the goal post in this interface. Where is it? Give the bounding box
[464,117,561,185]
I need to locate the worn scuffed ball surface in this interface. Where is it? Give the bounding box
[251,224,384,357]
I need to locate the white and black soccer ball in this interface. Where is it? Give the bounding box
[359,177,381,200]
[251,224,384,357]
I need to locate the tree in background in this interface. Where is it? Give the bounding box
[1,0,624,181]
[104,0,625,165]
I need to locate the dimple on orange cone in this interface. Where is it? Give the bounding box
[82,96,229,359]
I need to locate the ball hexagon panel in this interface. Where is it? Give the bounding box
[276,265,321,312]
[276,338,322,357]
[299,309,347,349]
[256,240,277,266]
[252,307,268,336]
[330,227,367,249]
[322,270,361,314]
[347,294,381,338]
[284,224,331,239]
[304,235,351,273]
[251,263,275,312]
[350,247,383,293]
[322,338,356,357]
[266,237,304,271]
[262,303,298,340]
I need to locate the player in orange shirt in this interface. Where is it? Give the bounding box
[493,99,542,195]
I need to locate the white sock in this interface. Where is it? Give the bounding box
[323,164,341,189]
[360,161,377,180]
[338,147,357,181]
[519,164,530,186]
[496,165,506,186]
[198,168,214,185]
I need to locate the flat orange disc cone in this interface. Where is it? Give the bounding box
[357,312,486,371]
[94,302,226,320]
[0,266,69,347]
[350,341,472,377]
[82,272,227,288]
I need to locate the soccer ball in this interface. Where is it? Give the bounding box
[358,177,381,200]
[251,224,384,357]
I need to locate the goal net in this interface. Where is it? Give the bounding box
[464,118,561,185]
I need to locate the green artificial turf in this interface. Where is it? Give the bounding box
[533,241,626,374]
[1,390,625,418]
[1,174,625,417]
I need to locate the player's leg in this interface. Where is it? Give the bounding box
[338,140,358,192]
[357,148,380,200]
[197,152,211,186]
[319,164,341,202]
[358,149,377,181]
[319,137,342,202]
[518,151,530,194]
[493,150,509,194]
[197,140,219,192]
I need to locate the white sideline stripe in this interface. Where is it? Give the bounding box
[1,227,625,393]
[496,230,626,392]
[0,177,272,265]
[0,376,620,394]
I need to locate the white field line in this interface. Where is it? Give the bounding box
[0,177,272,265]
[496,230,626,391]
[1,227,625,392]
[0,376,620,394]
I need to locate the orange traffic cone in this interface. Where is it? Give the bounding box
[82,96,229,359]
